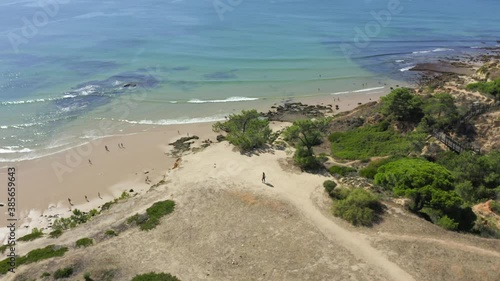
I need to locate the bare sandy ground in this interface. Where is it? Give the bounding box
[6,140,500,281]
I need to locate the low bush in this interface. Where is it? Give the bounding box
[132,272,181,281]
[359,156,402,179]
[18,228,43,242]
[490,201,500,215]
[328,165,356,176]
[332,188,383,226]
[0,245,8,254]
[41,272,51,278]
[329,125,424,160]
[54,267,73,279]
[293,145,323,171]
[49,229,63,239]
[84,272,93,281]
[0,245,68,274]
[105,229,118,237]
[323,180,337,194]
[436,215,459,231]
[75,238,93,248]
[140,200,176,231]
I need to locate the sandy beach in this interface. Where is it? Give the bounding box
[0,91,385,243]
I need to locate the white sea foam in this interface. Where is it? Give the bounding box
[399,65,416,72]
[412,48,454,54]
[120,115,227,126]
[0,147,33,154]
[395,60,405,63]
[352,86,385,93]
[187,97,259,104]
[330,91,349,95]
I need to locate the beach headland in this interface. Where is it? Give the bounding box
[0,89,387,242]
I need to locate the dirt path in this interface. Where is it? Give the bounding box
[273,182,417,281]
[376,232,500,258]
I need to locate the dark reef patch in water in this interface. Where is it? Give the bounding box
[204,70,238,80]
[54,70,160,116]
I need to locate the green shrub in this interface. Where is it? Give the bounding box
[332,188,383,226]
[293,145,323,170]
[329,125,424,160]
[328,165,356,176]
[41,272,51,278]
[436,215,459,231]
[212,109,272,151]
[466,79,500,98]
[54,267,73,279]
[0,245,68,274]
[105,229,118,236]
[84,272,93,281]
[140,200,176,231]
[323,180,337,194]
[75,238,93,248]
[49,229,63,239]
[18,228,43,242]
[127,213,140,224]
[329,188,351,201]
[380,88,424,122]
[132,272,181,281]
[491,201,500,215]
[0,245,8,254]
[359,156,402,179]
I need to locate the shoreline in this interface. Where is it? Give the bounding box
[0,91,387,243]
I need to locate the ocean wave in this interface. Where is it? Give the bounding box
[1,85,100,107]
[352,86,385,93]
[120,115,227,126]
[0,147,33,154]
[330,91,350,95]
[187,97,259,104]
[399,65,416,72]
[395,60,405,63]
[412,48,454,54]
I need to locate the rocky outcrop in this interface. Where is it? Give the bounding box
[262,102,333,122]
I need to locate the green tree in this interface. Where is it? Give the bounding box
[422,93,459,130]
[380,88,424,122]
[284,118,329,152]
[213,110,271,151]
[374,158,457,211]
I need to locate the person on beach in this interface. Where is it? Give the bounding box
[121,143,125,148]
[68,198,73,206]
[105,145,109,152]
[88,159,92,165]
[85,195,89,202]
[98,192,102,199]
[262,172,266,183]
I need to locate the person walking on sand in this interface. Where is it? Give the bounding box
[68,198,73,206]
[85,195,89,202]
[262,172,266,183]
[105,145,109,152]
[88,159,92,165]
[121,143,125,148]
[98,192,102,199]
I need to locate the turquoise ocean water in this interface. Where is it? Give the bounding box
[0,0,499,162]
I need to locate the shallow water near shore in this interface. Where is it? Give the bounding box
[1,0,500,162]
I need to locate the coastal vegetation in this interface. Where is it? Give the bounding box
[128,200,176,231]
[466,78,500,99]
[54,267,74,279]
[53,209,99,231]
[18,227,44,242]
[0,245,68,274]
[76,237,94,248]
[50,229,64,238]
[331,188,383,226]
[132,272,181,281]
[329,123,424,160]
[213,109,272,151]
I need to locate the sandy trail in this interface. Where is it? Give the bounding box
[175,143,417,281]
